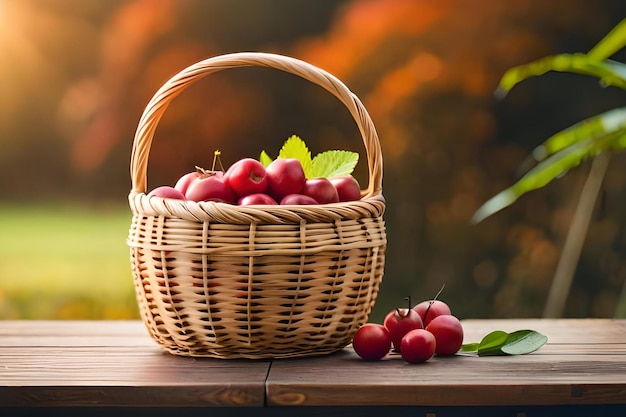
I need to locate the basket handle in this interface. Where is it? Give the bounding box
[130,52,383,199]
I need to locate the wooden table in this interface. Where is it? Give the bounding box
[1,319,625,416]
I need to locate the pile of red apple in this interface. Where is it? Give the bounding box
[147,157,362,205]
[351,298,464,364]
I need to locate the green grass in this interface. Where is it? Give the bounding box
[0,202,140,319]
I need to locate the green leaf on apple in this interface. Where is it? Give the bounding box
[461,329,548,356]
[276,135,314,177]
[259,150,273,168]
[311,150,359,178]
[259,135,359,179]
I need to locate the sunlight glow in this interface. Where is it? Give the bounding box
[0,1,51,130]
[0,0,6,36]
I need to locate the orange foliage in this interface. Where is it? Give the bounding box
[64,0,178,172]
[296,0,448,80]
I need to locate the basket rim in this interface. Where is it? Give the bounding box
[129,52,384,200]
[128,189,385,224]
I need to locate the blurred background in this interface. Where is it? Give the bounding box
[1,0,626,322]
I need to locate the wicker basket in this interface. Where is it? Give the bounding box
[127,52,386,359]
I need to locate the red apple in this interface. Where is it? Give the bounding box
[148,186,186,200]
[174,171,201,194]
[302,178,340,204]
[175,168,224,194]
[224,158,268,197]
[352,323,392,361]
[329,175,361,202]
[280,194,319,205]
[238,193,278,205]
[383,308,424,352]
[185,174,236,203]
[266,158,306,201]
[413,300,452,327]
[400,329,436,364]
[426,315,464,356]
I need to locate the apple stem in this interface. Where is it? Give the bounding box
[395,296,412,318]
[425,302,433,323]
[433,283,446,301]
[212,150,225,172]
[424,284,446,323]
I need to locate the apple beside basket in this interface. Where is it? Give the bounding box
[127,52,387,359]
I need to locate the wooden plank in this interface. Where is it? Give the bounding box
[0,321,269,407]
[522,343,626,355]
[0,320,154,346]
[2,319,626,409]
[0,321,153,346]
[0,320,149,337]
[461,318,626,344]
[0,335,155,347]
[0,347,269,406]
[266,319,626,407]
[267,349,626,406]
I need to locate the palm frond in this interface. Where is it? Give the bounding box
[533,107,626,161]
[472,130,625,224]
[587,18,626,60]
[496,54,626,98]
[475,19,626,224]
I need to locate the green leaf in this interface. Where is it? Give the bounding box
[460,342,480,353]
[277,135,314,178]
[587,18,626,60]
[500,330,548,355]
[259,150,273,167]
[471,129,626,224]
[465,329,549,357]
[311,150,359,178]
[477,330,509,356]
[496,54,626,98]
[533,107,626,161]
[261,135,359,179]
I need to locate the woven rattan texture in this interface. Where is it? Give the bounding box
[127,52,386,358]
